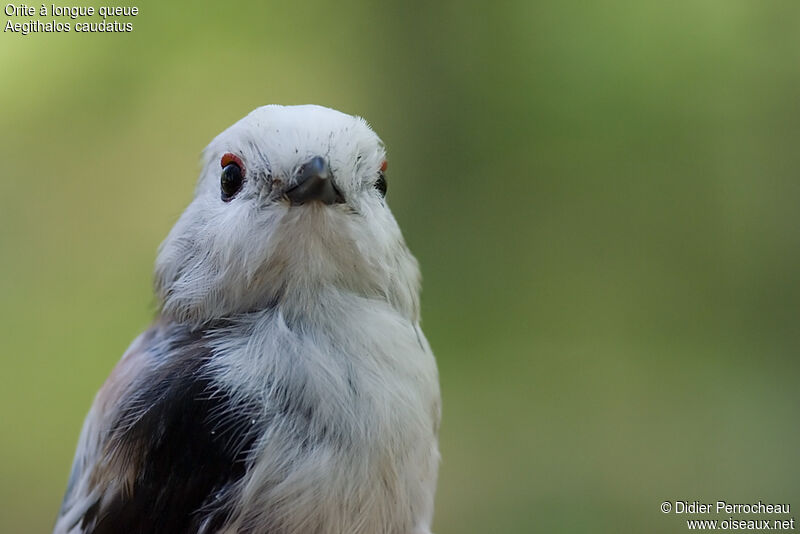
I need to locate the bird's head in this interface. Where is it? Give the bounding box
[154,105,420,326]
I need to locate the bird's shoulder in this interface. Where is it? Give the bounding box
[55,320,263,534]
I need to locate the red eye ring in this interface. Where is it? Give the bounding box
[380,160,388,172]
[221,153,245,174]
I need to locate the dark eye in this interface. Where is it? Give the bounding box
[220,153,245,201]
[375,161,388,197]
[375,173,387,197]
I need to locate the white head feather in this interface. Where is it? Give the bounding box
[154,105,420,326]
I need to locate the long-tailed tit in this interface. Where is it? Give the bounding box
[54,105,440,534]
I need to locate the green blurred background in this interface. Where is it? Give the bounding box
[2,1,799,532]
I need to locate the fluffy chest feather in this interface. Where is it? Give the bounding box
[210,299,440,533]
[62,297,439,534]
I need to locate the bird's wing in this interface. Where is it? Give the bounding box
[54,321,262,534]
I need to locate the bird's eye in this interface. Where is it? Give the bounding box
[375,173,387,197]
[220,153,245,201]
[375,160,387,197]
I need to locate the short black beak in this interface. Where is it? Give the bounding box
[285,156,344,205]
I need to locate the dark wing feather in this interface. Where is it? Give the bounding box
[55,321,263,534]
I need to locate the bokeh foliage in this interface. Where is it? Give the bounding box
[1,1,799,532]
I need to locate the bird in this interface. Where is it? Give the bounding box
[54,104,441,534]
